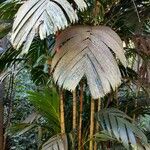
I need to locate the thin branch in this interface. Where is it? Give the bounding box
[131,0,141,23]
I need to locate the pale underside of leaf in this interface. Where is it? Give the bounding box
[11,0,87,53]
[17,124,35,136]
[42,134,68,150]
[22,112,39,124]
[51,26,126,99]
[74,0,87,10]
[97,108,148,150]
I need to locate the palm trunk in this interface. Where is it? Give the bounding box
[89,98,95,150]
[60,90,65,133]
[78,83,83,150]
[94,98,101,150]
[73,89,77,130]
[38,126,42,150]
[0,82,4,150]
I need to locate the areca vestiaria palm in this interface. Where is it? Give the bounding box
[51,25,127,149]
[1,0,150,149]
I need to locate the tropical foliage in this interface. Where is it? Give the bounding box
[0,0,150,150]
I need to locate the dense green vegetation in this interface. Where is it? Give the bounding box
[0,0,150,150]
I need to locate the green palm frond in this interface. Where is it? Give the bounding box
[0,20,12,38]
[30,66,50,86]
[0,46,21,72]
[28,87,60,132]
[0,0,22,19]
[8,112,39,136]
[96,108,149,150]
[9,123,36,136]
[94,130,117,142]
[25,37,54,85]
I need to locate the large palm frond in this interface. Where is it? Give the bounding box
[28,87,60,131]
[51,26,126,99]
[104,0,150,37]
[11,0,87,54]
[25,37,53,85]
[96,108,149,150]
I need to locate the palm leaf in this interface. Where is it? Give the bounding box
[96,108,149,150]
[94,130,117,142]
[42,134,68,150]
[8,112,40,136]
[28,87,60,132]
[22,112,40,124]
[0,0,22,19]
[11,0,87,54]
[0,20,12,38]
[9,123,36,136]
[51,26,126,99]
[0,0,5,4]
[0,0,20,38]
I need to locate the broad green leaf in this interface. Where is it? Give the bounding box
[28,87,60,132]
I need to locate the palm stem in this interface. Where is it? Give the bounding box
[94,98,101,150]
[38,126,42,150]
[78,83,84,150]
[60,90,65,133]
[73,89,77,130]
[89,98,95,150]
